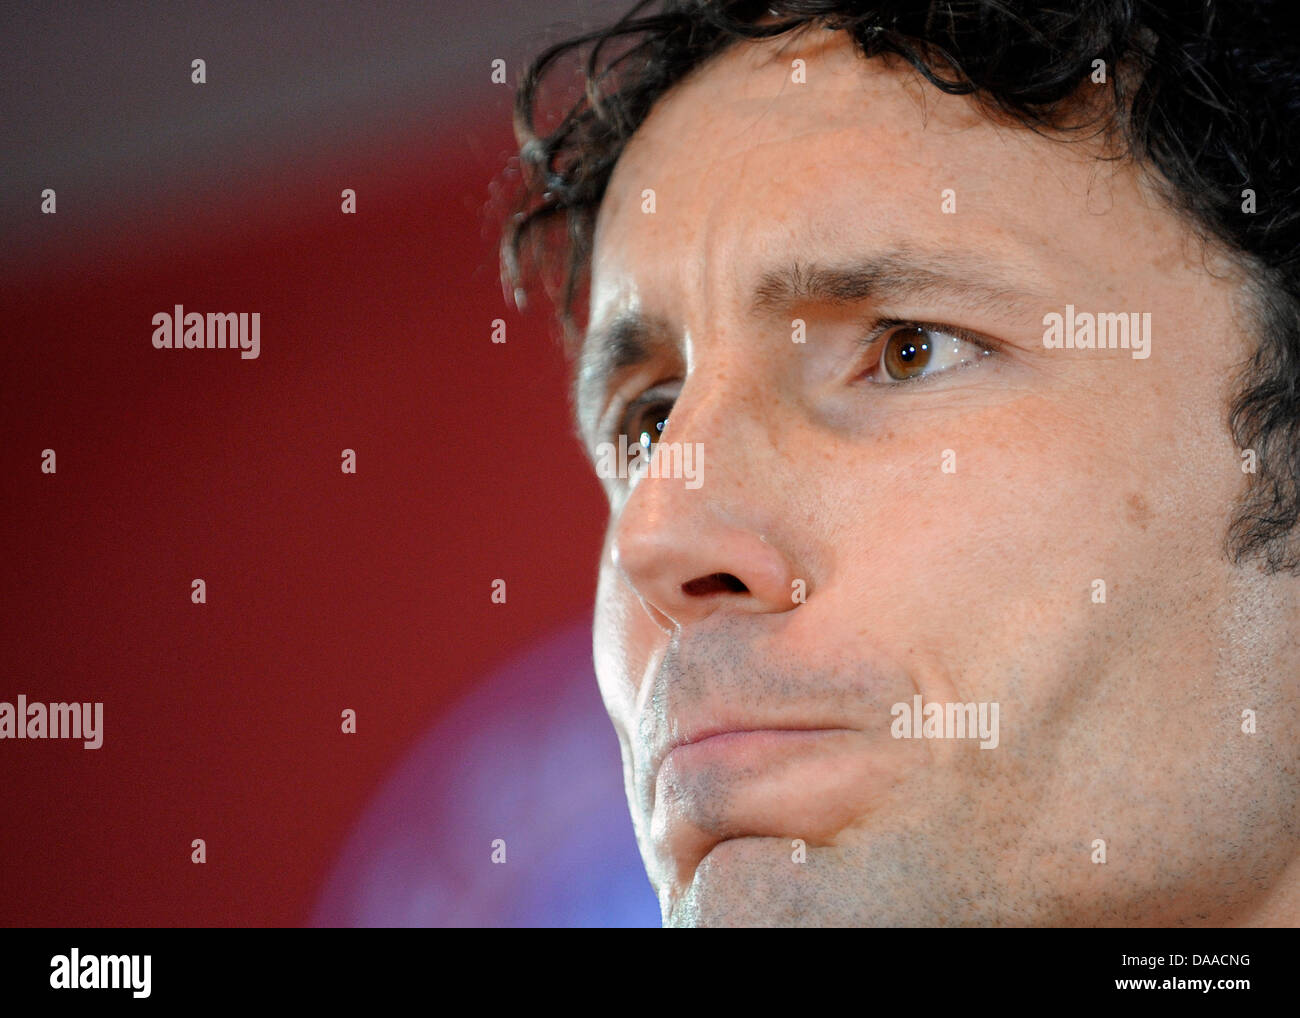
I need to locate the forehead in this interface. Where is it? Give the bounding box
[585,27,1148,331]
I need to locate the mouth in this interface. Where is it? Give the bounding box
[647,722,897,887]
[624,624,923,893]
[659,727,854,774]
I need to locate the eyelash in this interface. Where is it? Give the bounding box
[857,317,995,385]
[616,386,676,449]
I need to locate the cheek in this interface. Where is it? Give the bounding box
[593,551,657,730]
[809,392,1204,692]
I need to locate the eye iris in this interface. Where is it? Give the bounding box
[883,327,932,380]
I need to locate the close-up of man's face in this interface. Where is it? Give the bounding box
[570,26,1300,926]
[16,0,1300,973]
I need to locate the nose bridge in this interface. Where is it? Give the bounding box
[632,335,773,521]
[661,156,765,482]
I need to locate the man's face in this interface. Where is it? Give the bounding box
[576,28,1300,926]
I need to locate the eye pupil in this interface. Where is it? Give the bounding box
[638,413,669,450]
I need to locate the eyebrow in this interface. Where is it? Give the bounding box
[574,248,1041,444]
[750,251,1039,317]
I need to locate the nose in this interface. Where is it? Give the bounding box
[608,385,803,629]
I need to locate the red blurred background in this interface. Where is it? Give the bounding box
[1,0,635,926]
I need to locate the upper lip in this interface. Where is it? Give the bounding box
[651,722,849,785]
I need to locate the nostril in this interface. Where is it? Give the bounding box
[681,572,749,596]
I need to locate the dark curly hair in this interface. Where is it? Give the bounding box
[499,0,1300,573]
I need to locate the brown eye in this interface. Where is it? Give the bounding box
[881,326,933,380]
[870,323,991,384]
[623,401,670,452]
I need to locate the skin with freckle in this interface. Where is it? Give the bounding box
[578,29,1300,926]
